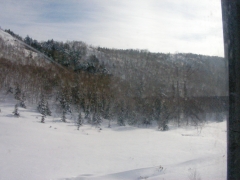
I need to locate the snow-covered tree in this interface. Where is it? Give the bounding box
[85,108,91,123]
[38,96,51,123]
[13,104,20,117]
[41,115,45,123]
[117,106,125,126]
[6,87,13,94]
[46,102,51,116]
[94,109,102,127]
[77,112,83,130]
[59,94,71,122]
[38,96,47,116]
[157,100,171,131]
[61,109,67,122]
[14,86,21,100]
[19,100,26,109]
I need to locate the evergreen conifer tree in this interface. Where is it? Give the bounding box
[38,96,46,115]
[37,95,51,123]
[59,94,71,122]
[41,115,45,123]
[77,112,82,130]
[19,93,27,109]
[95,109,102,127]
[46,102,51,116]
[19,99,27,109]
[117,105,125,126]
[91,111,97,125]
[13,104,20,117]
[158,102,169,131]
[14,86,21,100]
[85,107,91,123]
[61,109,67,122]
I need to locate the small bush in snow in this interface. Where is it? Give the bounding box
[188,168,201,180]
[159,124,169,131]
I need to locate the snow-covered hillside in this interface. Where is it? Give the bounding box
[0,29,51,65]
[0,93,226,180]
[0,29,19,46]
[0,29,30,55]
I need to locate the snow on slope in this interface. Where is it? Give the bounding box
[0,29,18,46]
[0,29,39,60]
[0,93,226,180]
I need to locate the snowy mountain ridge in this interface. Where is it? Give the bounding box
[0,28,227,97]
[0,29,72,70]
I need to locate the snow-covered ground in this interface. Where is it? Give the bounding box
[0,94,226,180]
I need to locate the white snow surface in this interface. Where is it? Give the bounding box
[0,94,226,180]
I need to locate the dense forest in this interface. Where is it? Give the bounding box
[0,29,228,130]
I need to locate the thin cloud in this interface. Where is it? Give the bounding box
[0,0,224,57]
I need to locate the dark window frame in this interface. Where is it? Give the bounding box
[221,1,240,179]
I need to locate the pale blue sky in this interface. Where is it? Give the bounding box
[0,0,224,57]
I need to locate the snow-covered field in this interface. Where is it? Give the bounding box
[0,94,226,180]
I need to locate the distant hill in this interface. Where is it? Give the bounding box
[0,28,228,128]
